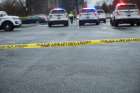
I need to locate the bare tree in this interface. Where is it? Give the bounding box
[1,0,27,16]
[26,0,84,15]
[26,0,49,15]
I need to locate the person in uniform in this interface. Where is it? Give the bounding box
[69,11,74,24]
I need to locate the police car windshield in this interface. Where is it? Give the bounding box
[81,9,96,13]
[51,10,66,14]
[118,5,137,10]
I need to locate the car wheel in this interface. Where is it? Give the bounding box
[136,22,140,26]
[114,21,119,27]
[110,20,114,26]
[110,19,114,26]
[130,23,134,26]
[79,21,84,26]
[2,22,14,31]
[48,23,52,27]
[110,22,114,26]
[64,22,69,27]
[96,22,100,25]
[104,20,106,23]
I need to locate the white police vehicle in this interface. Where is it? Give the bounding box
[110,3,140,27]
[97,9,106,23]
[79,8,100,26]
[0,11,22,31]
[48,8,69,27]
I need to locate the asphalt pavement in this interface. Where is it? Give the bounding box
[0,21,140,93]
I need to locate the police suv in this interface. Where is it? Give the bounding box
[110,3,140,27]
[0,11,22,31]
[48,8,69,27]
[79,8,100,26]
[97,9,106,23]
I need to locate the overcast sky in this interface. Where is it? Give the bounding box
[0,0,113,6]
[86,0,112,7]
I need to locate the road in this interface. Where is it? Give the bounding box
[0,21,140,93]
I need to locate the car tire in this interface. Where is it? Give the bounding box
[130,23,134,26]
[79,21,84,26]
[110,20,114,26]
[2,21,14,31]
[48,23,52,27]
[111,22,114,26]
[114,21,118,27]
[64,22,69,27]
[104,20,106,23]
[96,21,100,25]
[136,22,140,26]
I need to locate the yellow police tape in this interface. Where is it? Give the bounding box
[0,38,140,49]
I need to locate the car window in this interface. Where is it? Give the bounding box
[81,9,96,13]
[97,10,104,13]
[128,5,137,9]
[51,10,66,14]
[118,5,137,10]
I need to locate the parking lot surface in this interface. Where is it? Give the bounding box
[0,21,140,93]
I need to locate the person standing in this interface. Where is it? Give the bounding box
[69,11,74,24]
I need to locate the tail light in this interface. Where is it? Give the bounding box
[49,15,52,18]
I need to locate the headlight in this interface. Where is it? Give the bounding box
[13,18,19,20]
[49,15,52,19]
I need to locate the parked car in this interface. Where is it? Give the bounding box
[0,11,22,31]
[22,14,47,24]
[97,9,106,23]
[78,8,100,26]
[48,8,69,27]
[110,3,140,27]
